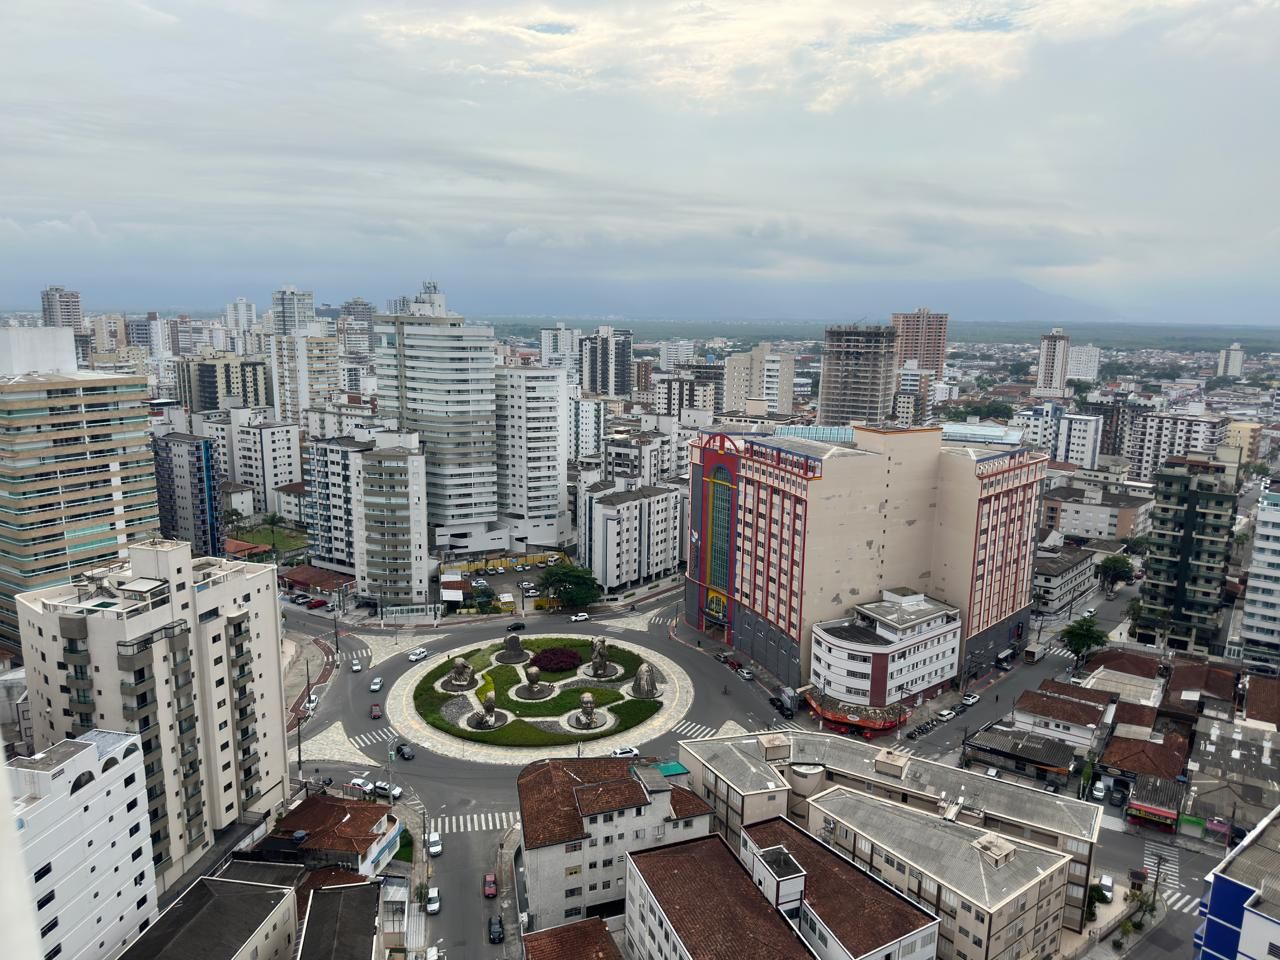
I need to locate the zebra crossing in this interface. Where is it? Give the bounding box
[427,811,520,835]
[334,646,372,665]
[1144,839,1182,889]
[649,615,677,627]
[1164,891,1202,915]
[1041,644,1077,660]
[350,725,399,749]
[672,719,718,739]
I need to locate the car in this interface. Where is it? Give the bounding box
[427,831,442,856]
[768,696,783,710]
[304,692,319,711]
[936,709,957,722]
[1084,607,1097,618]
[493,567,506,576]
[306,598,328,609]
[610,746,640,758]
[370,703,382,720]
[350,660,363,673]
[961,692,981,706]
[369,677,384,693]
[472,578,489,588]
[488,916,505,944]
[396,742,415,760]
[1098,874,1114,904]
[952,702,968,715]
[515,564,527,572]
[726,658,742,672]
[425,887,440,915]
[348,777,374,795]
[485,567,498,575]
[483,873,498,898]
[569,612,590,622]
[519,581,536,589]
[778,706,795,720]
[1091,780,1107,801]
[374,781,402,801]
[714,651,730,663]
[407,647,429,662]
[524,589,539,598]
[291,594,312,605]
[508,622,526,631]
[536,560,547,568]
[1043,781,1060,793]
[737,667,756,681]
[1109,787,1128,807]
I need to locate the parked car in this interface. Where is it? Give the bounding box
[396,742,415,760]
[508,622,526,631]
[1091,780,1107,801]
[519,581,536,589]
[569,612,590,622]
[488,916,505,944]
[610,746,640,758]
[1043,781,1060,793]
[1084,607,1097,618]
[306,598,328,609]
[483,873,498,898]
[714,651,730,663]
[1109,787,1128,807]
[370,703,382,720]
[407,647,429,662]
[485,567,498,575]
[737,667,756,681]
[524,589,539,598]
[768,696,783,710]
[952,702,968,715]
[936,709,957,722]
[472,578,489,588]
[348,777,374,795]
[368,677,384,693]
[427,831,442,856]
[425,887,440,915]
[350,660,363,673]
[726,659,742,672]
[1098,875,1114,903]
[374,781,402,801]
[778,706,795,720]
[961,692,981,706]
[291,594,312,605]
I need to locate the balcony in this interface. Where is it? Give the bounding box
[231,669,252,688]
[120,675,156,697]
[63,644,91,667]
[239,728,259,747]
[241,769,262,790]
[182,765,201,789]
[145,764,165,790]
[231,649,253,669]
[235,709,257,731]
[234,691,255,712]
[65,671,93,691]
[176,701,197,723]
[123,700,157,723]
[239,749,260,769]
[173,673,194,693]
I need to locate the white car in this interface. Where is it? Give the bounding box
[524,590,539,598]
[472,578,489,588]
[427,831,443,856]
[569,612,590,622]
[351,660,363,673]
[305,692,319,711]
[407,647,429,662]
[425,887,441,915]
[348,777,375,795]
[369,677,384,693]
[519,581,536,589]
[961,693,981,706]
[610,746,640,758]
[374,781,403,801]
[936,709,957,722]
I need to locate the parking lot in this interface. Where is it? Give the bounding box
[444,552,568,615]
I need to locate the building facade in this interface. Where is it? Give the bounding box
[1032,328,1071,400]
[271,325,339,426]
[724,342,795,414]
[1125,412,1229,482]
[539,322,582,382]
[577,479,684,593]
[17,540,289,894]
[175,351,272,414]
[41,285,84,330]
[1239,492,1280,671]
[1217,343,1245,379]
[351,432,431,607]
[152,433,223,556]
[817,325,897,426]
[657,339,697,371]
[1040,487,1152,541]
[578,325,633,398]
[270,285,315,336]
[892,308,949,382]
[1195,804,1280,960]
[1066,345,1101,383]
[224,297,256,331]
[496,367,570,549]
[190,406,301,516]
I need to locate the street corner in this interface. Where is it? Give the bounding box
[300,719,379,767]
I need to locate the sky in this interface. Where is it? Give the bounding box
[1,0,1277,322]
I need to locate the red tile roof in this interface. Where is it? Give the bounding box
[669,787,712,820]
[1113,701,1158,728]
[279,564,357,592]
[745,820,933,956]
[1014,690,1105,727]
[573,779,648,817]
[1039,679,1114,706]
[1086,648,1161,680]
[630,837,811,960]
[517,759,648,850]
[273,795,392,856]
[1167,662,1237,704]
[1246,676,1280,726]
[1101,734,1189,780]
[225,537,273,559]
[523,918,623,960]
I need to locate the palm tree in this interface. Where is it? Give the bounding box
[264,512,285,558]
[221,507,245,539]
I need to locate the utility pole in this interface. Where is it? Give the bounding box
[332,612,340,658]
[297,659,310,780]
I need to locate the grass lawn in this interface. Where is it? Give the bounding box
[237,524,308,553]
[393,833,414,862]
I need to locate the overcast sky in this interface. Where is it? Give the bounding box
[1,0,1276,321]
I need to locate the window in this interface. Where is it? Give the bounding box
[126,798,138,813]
[123,774,136,788]
[564,887,582,898]
[634,829,646,840]
[41,918,59,938]
[44,947,61,960]
[602,880,612,890]
[564,907,582,919]
[37,891,55,911]
[565,866,581,878]
[129,823,140,837]
[565,841,582,853]
[589,815,598,824]
[34,863,52,883]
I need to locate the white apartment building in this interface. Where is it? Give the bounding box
[577,479,684,592]
[1124,412,1229,482]
[516,758,713,931]
[42,286,84,330]
[1054,414,1103,470]
[1011,689,1111,756]
[578,325,633,398]
[810,590,961,711]
[224,298,256,331]
[375,282,507,555]
[271,323,340,426]
[305,436,370,574]
[569,391,609,461]
[496,366,571,549]
[1032,328,1071,400]
[10,730,158,960]
[351,432,431,607]
[270,285,315,336]
[1240,491,1280,670]
[17,540,289,894]
[657,338,698,371]
[1218,342,1245,378]
[304,401,396,439]
[724,342,796,414]
[540,322,582,382]
[1066,345,1101,383]
[190,406,302,515]
[1010,402,1062,450]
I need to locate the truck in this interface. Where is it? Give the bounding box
[1023,644,1045,664]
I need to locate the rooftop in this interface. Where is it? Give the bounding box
[1102,734,1189,780]
[216,860,307,889]
[1216,804,1280,892]
[1045,486,1151,509]
[854,592,958,631]
[1246,676,1280,727]
[595,484,679,507]
[629,836,811,960]
[1113,701,1160,729]
[1085,649,1162,680]
[810,787,1071,910]
[963,727,1077,770]
[523,918,623,960]
[745,819,935,955]
[1038,679,1115,707]
[274,480,307,495]
[1166,661,1238,706]
[272,794,392,855]
[8,738,92,773]
[1184,717,1280,829]
[1129,773,1185,813]
[1034,547,1093,578]
[119,877,291,960]
[298,883,380,960]
[1014,690,1105,728]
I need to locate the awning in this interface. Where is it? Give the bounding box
[996,649,1014,660]
[441,589,464,602]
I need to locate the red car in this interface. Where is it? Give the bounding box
[370,703,382,720]
[306,598,328,609]
[726,659,742,672]
[483,872,497,898]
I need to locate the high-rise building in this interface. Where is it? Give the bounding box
[41,285,83,330]
[270,324,340,426]
[1135,455,1236,655]
[270,285,315,336]
[1238,491,1280,670]
[224,297,256,331]
[1032,328,1071,399]
[1066,344,1101,382]
[496,367,570,549]
[0,329,159,650]
[17,539,289,894]
[816,324,897,426]
[578,325,633,398]
[568,390,609,461]
[674,361,727,414]
[539,322,582,382]
[9,730,158,960]
[174,351,272,413]
[891,307,948,379]
[152,432,224,556]
[375,283,506,554]
[340,297,375,325]
[577,478,683,593]
[123,314,154,354]
[1217,342,1245,378]
[189,406,301,514]
[657,339,697,371]
[1124,412,1229,482]
[723,342,794,414]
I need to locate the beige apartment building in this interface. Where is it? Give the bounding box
[17,539,289,894]
[271,324,340,427]
[175,350,273,413]
[724,342,795,414]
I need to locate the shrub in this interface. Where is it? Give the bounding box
[531,647,582,673]
[1132,920,1145,932]
[1112,939,1124,951]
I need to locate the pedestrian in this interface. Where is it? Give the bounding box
[994,694,998,703]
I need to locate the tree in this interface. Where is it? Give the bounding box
[538,564,603,609]
[1067,378,1092,397]
[264,512,285,556]
[1097,555,1134,590]
[1006,360,1032,379]
[1121,535,1149,557]
[1126,598,1143,623]
[1061,616,1107,664]
[222,507,245,538]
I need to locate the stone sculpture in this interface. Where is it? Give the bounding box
[631,661,659,699]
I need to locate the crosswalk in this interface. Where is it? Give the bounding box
[350,725,400,749]
[1041,644,1077,660]
[334,646,372,666]
[650,615,677,627]
[1164,891,1202,915]
[427,811,520,835]
[672,719,718,739]
[1144,839,1182,889]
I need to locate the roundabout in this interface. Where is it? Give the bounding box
[385,633,695,765]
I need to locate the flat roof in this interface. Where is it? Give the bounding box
[1218,806,1280,892]
[119,877,291,960]
[9,739,91,772]
[855,593,958,630]
[811,787,1071,910]
[299,883,380,960]
[964,727,1076,769]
